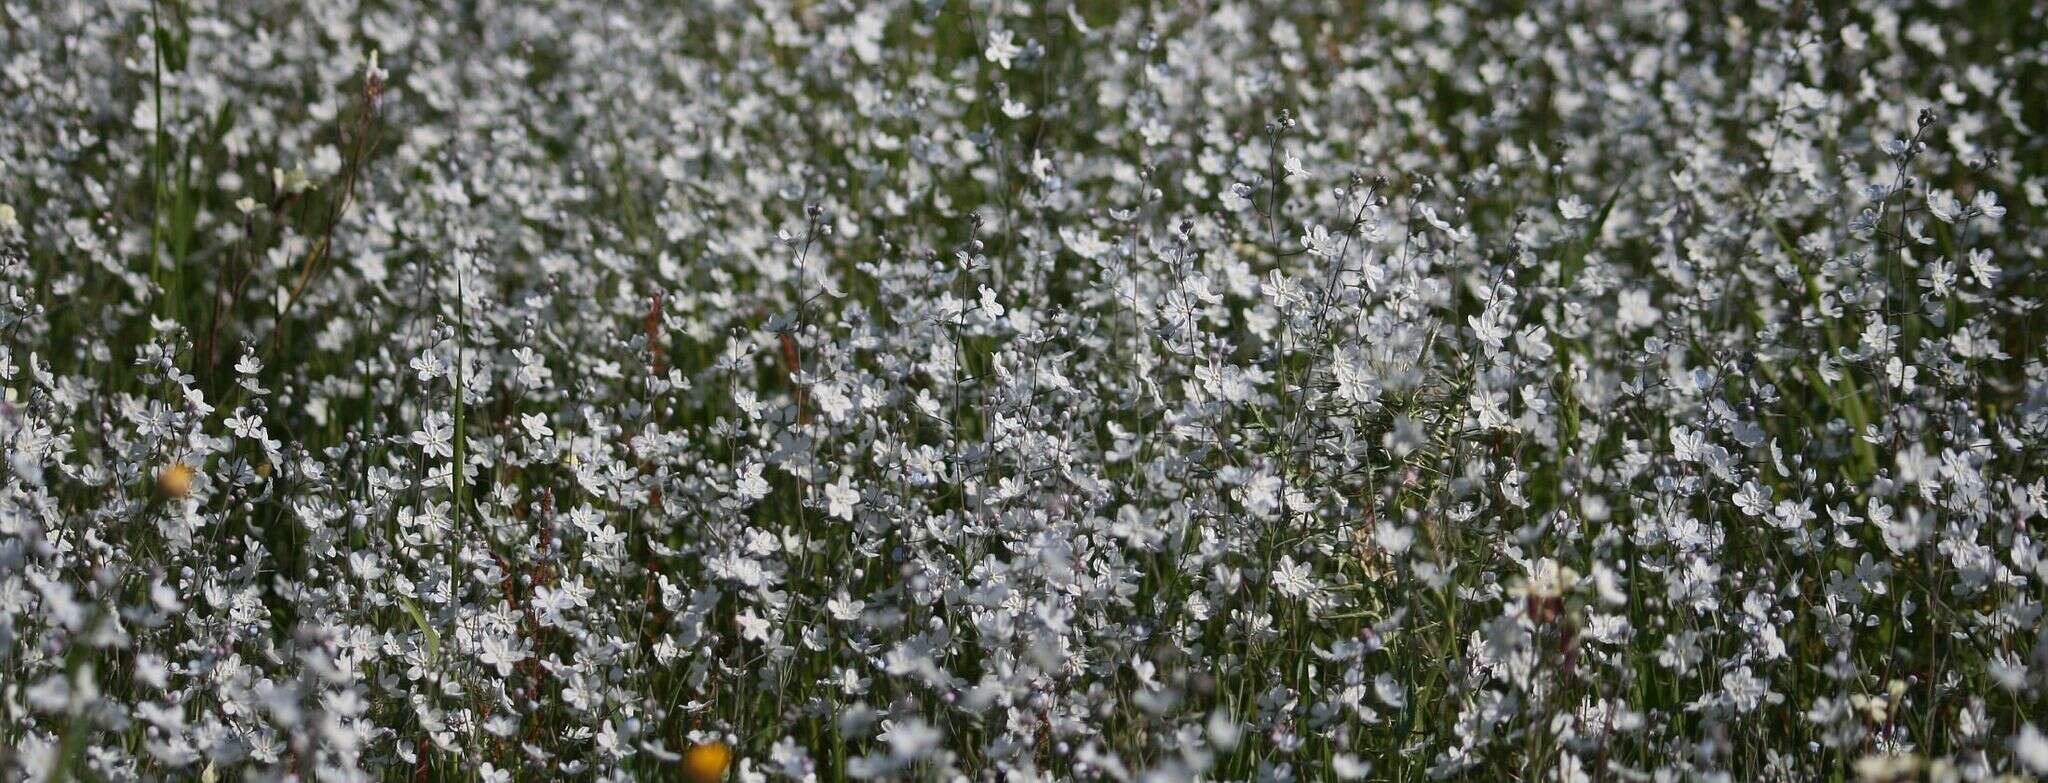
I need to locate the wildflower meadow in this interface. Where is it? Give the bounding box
[2,0,2047,780]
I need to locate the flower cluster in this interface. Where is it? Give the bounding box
[2,0,2046,781]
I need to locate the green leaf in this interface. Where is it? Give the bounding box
[396,595,440,669]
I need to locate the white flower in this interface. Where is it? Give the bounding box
[1517,558,1580,601]
[984,29,1022,69]
[736,462,770,502]
[826,592,864,622]
[769,736,816,779]
[1558,195,1594,221]
[1967,248,1999,287]
[411,412,453,459]
[825,475,858,521]
[409,351,448,382]
[1300,223,1338,257]
[1972,189,2007,221]
[813,382,854,422]
[1221,182,1254,212]
[1733,482,1772,517]
[1359,522,1407,562]
[1283,153,1308,179]
[225,412,264,439]
[478,634,531,677]
[1616,289,1660,330]
[2016,724,2048,774]
[1885,356,1918,392]
[1334,753,1371,779]
[737,610,772,642]
[1671,426,1706,463]
[1271,555,1317,599]
[884,719,942,759]
[520,412,553,441]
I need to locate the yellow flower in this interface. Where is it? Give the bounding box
[158,461,197,499]
[679,742,732,783]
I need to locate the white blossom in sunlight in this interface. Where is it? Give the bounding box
[1,0,2042,780]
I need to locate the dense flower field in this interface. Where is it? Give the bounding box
[3,0,2047,780]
